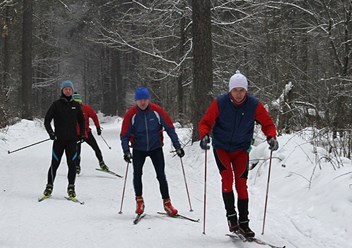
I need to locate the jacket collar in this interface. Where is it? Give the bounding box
[228,93,247,107]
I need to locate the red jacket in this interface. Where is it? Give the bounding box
[76,104,100,137]
[199,94,276,152]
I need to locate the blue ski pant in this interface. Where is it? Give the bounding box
[132,147,170,199]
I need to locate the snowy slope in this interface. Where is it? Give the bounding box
[1,118,351,248]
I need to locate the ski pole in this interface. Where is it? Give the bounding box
[261,150,273,235]
[179,157,193,212]
[202,149,208,235]
[7,138,50,154]
[119,162,130,214]
[100,134,111,149]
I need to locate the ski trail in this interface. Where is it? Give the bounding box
[1,118,351,248]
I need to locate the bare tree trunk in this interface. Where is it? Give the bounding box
[110,49,120,116]
[191,0,213,141]
[114,50,125,117]
[177,15,186,123]
[21,0,33,119]
[0,5,10,127]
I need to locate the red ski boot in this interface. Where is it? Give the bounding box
[163,198,178,216]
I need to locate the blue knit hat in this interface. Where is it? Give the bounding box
[60,80,74,91]
[135,87,150,101]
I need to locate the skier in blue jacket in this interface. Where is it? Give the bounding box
[120,87,185,216]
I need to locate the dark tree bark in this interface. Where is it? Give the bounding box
[177,15,186,123]
[0,5,10,127]
[191,0,213,141]
[113,50,125,117]
[21,0,33,119]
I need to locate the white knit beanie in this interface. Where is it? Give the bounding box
[228,70,248,92]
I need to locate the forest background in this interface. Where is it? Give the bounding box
[1,0,351,155]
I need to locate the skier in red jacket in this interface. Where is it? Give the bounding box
[73,93,109,174]
[198,70,278,238]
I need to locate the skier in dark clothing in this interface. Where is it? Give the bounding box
[72,93,109,174]
[42,80,85,199]
[120,87,185,216]
[198,70,279,238]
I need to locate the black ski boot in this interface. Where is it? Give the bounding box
[99,161,109,172]
[238,198,255,238]
[222,192,239,232]
[227,213,239,232]
[239,220,255,238]
[43,184,53,197]
[67,184,76,198]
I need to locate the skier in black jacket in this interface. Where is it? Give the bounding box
[42,80,85,199]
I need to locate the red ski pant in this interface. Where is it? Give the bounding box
[214,149,249,199]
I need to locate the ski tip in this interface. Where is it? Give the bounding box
[38,195,50,202]
[64,196,85,205]
[133,213,146,224]
[95,168,123,178]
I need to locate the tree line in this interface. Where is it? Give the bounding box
[1,0,351,149]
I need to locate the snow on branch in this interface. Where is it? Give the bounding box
[271,81,294,110]
[57,0,71,12]
[0,0,15,8]
[266,1,315,17]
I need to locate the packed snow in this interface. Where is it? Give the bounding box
[1,117,351,248]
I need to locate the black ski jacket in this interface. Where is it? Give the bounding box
[44,96,85,141]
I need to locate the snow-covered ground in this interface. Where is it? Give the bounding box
[1,117,351,248]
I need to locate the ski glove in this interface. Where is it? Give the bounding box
[124,151,132,163]
[49,132,57,140]
[176,148,185,158]
[200,135,210,150]
[267,137,279,151]
[97,128,102,136]
[78,135,86,144]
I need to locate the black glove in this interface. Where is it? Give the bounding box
[176,148,185,158]
[97,128,102,136]
[124,151,132,163]
[49,132,56,140]
[267,137,279,151]
[200,135,210,150]
[78,135,86,144]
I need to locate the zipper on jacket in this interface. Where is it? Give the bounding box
[144,112,149,151]
[238,112,245,128]
[228,110,237,151]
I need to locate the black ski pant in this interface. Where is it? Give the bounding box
[76,131,103,166]
[47,139,78,186]
[132,147,170,199]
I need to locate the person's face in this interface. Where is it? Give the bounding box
[62,87,73,97]
[136,99,149,110]
[230,87,247,102]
